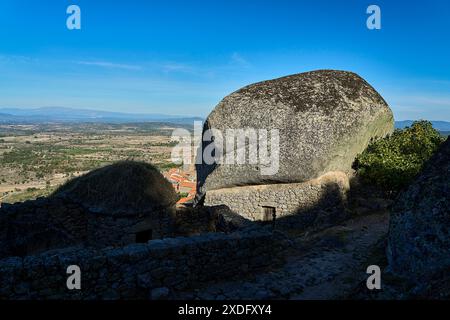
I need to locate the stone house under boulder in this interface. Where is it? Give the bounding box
[204,171,350,222]
[0,161,177,258]
[195,70,394,223]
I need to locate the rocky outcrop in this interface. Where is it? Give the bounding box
[387,138,450,295]
[196,70,394,197]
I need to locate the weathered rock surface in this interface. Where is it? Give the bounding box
[196,70,394,197]
[387,138,450,293]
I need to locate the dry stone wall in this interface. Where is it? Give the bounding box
[0,197,174,259]
[0,229,284,300]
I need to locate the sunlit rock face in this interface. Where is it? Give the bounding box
[196,70,394,200]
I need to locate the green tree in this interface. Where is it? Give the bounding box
[354,120,445,194]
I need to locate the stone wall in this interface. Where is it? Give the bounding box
[0,229,284,300]
[87,211,174,247]
[204,171,350,221]
[0,197,175,259]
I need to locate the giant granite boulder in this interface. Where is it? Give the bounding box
[387,138,450,295]
[196,70,394,199]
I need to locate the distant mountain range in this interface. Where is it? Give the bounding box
[0,108,449,132]
[0,107,203,124]
[395,120,450,131]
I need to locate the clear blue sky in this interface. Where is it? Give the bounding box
[0,0,449,120]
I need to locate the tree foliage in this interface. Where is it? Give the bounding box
[354,120,445,194]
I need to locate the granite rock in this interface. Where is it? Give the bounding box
[196,70,394,198]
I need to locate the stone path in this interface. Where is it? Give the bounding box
[174,211,389,300]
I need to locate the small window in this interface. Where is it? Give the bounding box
[262,206,276,222]
[135,229,153,243]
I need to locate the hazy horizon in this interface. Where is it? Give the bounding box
[0,106,201,118]
[2,106,450,124]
